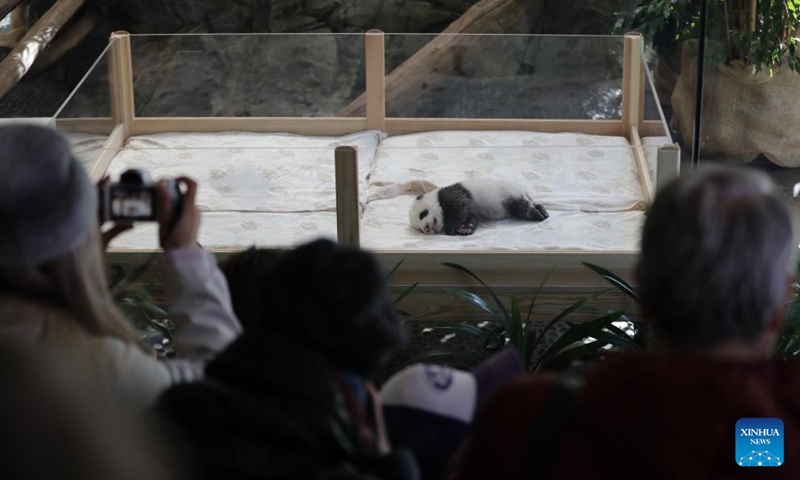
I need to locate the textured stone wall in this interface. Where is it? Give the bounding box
[60,0,649,119]
[119,0,478,35]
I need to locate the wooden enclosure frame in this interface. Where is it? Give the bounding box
[57,31,681,321]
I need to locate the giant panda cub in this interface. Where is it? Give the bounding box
[409,179,549,236]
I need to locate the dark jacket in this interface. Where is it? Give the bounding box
[456,353,800,480]
[155,332,417,480]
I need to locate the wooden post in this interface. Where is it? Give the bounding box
[338,0,533,117]
[621,32,645,139]
[365,29,386,131]
[656,144,681,192]
[335,146,360,247]
[629,126,655,205]
[108,31,135,135]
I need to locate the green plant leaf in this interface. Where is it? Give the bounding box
[510,296,524,356]
[430,322,490,338]
[529,287,613,356]
[534,310,627,370]
[526,265,556,328]
[394,282,419,306]
[386,260,404,281]
[442,263,511,323]
[408,349,456,363]
[542,340,610,371]
[582,262,639,303]
[444,287,499,320]
[140,302,169,318]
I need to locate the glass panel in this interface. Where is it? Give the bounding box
[128,34,365,117]
[383,34,627,119]
[53,44,113,173]
[696,0,800,210]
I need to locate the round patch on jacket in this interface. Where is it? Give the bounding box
[423,365,454,390]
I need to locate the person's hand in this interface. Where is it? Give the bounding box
[97,176,133,251]
[157,176,200,251]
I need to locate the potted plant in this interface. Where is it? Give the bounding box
[619,0,800,166]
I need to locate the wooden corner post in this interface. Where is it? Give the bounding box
[365,29,386,131]
[335,146,360,247]
[108,31,135,135]
[656,144,681,191]
[621,32,645,139]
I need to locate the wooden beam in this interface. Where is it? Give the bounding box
[640,119,669,137]
[385,118,625,136]
[130,117,368,136]
[31,8,100,74]
[0,0,24,23]
[335,146,360,247]
[656,143,681,191]
[0,2,25,48]
[87,123,126,182]
[364,29,386,131]
[55,117,115,135]
[621,32,645,139]
[338,0,535,117]
[630,125,655,205]
[108,31,135,135]
[371,250,638,287]
[0,0,87,99]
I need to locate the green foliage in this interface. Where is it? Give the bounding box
[108,254,174,358]
[774,257,800,358]
[436,263,645,372]
[386,260,419,316]
[616,0,800,74]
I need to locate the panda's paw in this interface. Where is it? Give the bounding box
[455,222,476,236]
[531,204,549,221]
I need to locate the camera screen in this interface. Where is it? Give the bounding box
[109,186,155,221]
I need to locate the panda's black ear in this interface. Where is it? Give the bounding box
[416,195,423,200]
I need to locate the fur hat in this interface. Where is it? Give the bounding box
[0,125,96,267]
[257,238,407,375]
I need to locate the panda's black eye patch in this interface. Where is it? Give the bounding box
[416,195,423,200]
[419,209,429,220]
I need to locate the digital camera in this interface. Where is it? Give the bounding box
[102,169,181,222]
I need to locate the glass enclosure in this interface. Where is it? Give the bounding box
[53,33,673,257]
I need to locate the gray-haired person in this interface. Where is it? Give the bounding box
[0,124,243,409]
[454,166,800,480]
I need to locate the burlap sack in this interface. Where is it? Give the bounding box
[671,42,800,167]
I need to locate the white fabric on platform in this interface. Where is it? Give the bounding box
[66,133,108,171]
[108,211,338,250]
[360,196,644,251]
[370,131,648,212]
[106,130,386,213]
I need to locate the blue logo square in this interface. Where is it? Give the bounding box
[736,418,784,467]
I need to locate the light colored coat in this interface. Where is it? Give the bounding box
[0,246,242,408]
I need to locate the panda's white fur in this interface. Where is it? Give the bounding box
[409,179,536,234]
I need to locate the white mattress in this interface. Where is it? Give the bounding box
[66,133,108,171]
[105,130,386,213]
[101,130,673,252]
[370,131,650,212]
[360,196,644,251]
[108,211,338,250]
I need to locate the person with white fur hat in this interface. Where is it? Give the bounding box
[0,124,242,408]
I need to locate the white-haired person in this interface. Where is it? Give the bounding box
[453,166,800,479]
[0,124,242,408]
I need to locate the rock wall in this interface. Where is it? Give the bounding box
[60,0,651,119]
[119,0,477,35]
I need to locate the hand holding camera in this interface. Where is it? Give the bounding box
[99,169,200,251]
[157,176,200,251]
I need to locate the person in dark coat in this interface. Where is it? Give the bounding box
[155,239,416,480]
[453,166,800,480]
